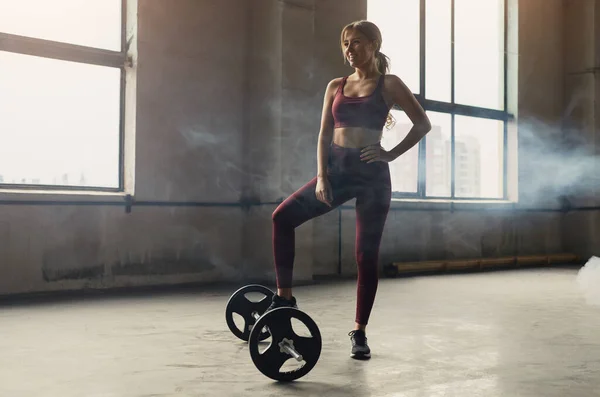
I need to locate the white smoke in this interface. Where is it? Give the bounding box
[576,256,600,306]
[518,116,600,207]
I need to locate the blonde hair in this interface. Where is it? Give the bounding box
[340,20,395,129]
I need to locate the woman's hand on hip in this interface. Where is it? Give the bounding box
[360,144,396,163]
[315,176,333,207]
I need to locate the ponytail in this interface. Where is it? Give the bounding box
[375,50,395,129]
[375,51,390,75]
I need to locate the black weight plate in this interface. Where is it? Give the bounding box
[225,284,274,341]
[248,307,322,382]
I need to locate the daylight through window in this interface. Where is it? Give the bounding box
[0,0,126,190]
[369,0,509,200]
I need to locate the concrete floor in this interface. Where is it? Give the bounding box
[1,267,599,397]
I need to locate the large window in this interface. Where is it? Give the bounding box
[0,1,127,191]
[369,0,510,200]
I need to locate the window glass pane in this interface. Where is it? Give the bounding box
[381,110,419,194]
[454,0,504,110]
[0,0,122,51]
[368,0,420,94]
[0,51,121,188]
[425,111,452,197]
[426,0,451,102]
[454,115,504,199]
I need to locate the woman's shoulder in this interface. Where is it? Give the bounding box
[327,76,346,88]
[323,76,346,96]
[382,73,402,85]
[381,74,411,93]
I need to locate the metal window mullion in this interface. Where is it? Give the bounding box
[0,32,126,68]
[418,0,427,197]
[121,0,128,53]
[118,0,128,191]
[450,0,456,199]
[421,99,511,120]
[451,0,455,105]
[118,63,126,191]
[420,0,426,99]
[451,113,456,199]
[502,0,508,199]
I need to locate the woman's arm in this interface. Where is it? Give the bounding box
[316,78,342,178]
[386,75,431,160]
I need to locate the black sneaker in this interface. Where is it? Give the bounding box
[348,329,371,359]
[265,294,297,312]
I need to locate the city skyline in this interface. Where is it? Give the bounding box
[381,114,503,199]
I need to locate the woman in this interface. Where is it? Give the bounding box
[268,20,431,359]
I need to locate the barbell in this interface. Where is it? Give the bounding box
[225,284,322,382]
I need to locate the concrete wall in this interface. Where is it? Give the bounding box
[0,0,578,297]
[0,0,250,295]
[563,0,600,259]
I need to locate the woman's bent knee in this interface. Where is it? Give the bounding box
[272,201,295,227]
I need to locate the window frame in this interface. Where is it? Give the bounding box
[0,0,129,192]
[390,0,513,201]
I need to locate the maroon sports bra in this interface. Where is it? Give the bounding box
[331,74,390,131]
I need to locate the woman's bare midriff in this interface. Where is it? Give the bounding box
[332,127,383,148]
